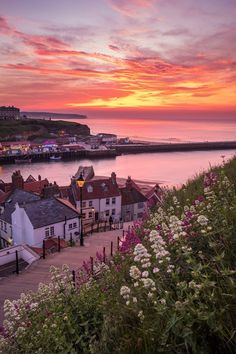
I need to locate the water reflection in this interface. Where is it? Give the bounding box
[0,150,235,187]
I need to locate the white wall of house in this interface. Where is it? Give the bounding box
[133,201,147,220]
[0,218,12,242]
[122,201,147,221]
[76,199,99,222]
[76,196,121,222]
[99,196,121,221]
[12,204,34,245]
[33,217,80,246]
[12,204,80,247]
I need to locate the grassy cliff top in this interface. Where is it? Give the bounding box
[1,156,236,353]
[0,118,90,140]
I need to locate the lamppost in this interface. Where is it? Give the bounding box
[77,173,85,246]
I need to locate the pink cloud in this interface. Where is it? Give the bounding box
[109,44,120,51]
[107,0,154,16]
[0,16,68,51]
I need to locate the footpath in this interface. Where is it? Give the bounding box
[0,223,132,324]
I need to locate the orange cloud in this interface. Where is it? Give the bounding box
[0,14,236,111]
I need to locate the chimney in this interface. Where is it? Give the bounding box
[126,176,132,190]
[111,172,116,184]
[12,170,24,190]
[38,175,41,181]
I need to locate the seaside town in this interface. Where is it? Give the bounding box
[0,106,163,276]
[1,107,236,166]
[0,105,125,163]
[0,0,236,351]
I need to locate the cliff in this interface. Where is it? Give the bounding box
[0,119,90,141]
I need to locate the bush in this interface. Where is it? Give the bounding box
[1,158,236,353]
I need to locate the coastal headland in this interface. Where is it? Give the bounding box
[0,118,90,141]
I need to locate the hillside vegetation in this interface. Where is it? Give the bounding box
[0,156,236,354]
[0,119,90,141]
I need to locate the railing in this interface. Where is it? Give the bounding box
[83,220,123,235]
[72,233,125,288]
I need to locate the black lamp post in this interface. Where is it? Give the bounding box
[77,173,85,246]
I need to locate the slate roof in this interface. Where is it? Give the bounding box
[0,190,10,204]
[0,189,40,224]
[74,166,94,181]
[22,197,80,229]
[120,186,147,206]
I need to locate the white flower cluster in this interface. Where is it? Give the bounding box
[120,286,131,305]
[133,243,151,269]
[129,265,141,280]
[197,215,208,226]
[169,215,186,240]
[120,286,131,299]
[172,196,180,208]
[149,230,169,258]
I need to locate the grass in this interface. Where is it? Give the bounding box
[1,156,236,354]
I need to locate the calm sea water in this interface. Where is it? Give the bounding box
[0,150,235,188]
[0,116,235,187]
[79,115,236,143]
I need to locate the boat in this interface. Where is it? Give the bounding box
[49,155,62,161]
[15,157,32,164]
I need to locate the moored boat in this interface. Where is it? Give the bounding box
[49,155,62,161]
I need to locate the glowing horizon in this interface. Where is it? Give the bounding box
[0,0,236,113]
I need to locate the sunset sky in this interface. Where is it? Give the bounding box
[0,0,236,114]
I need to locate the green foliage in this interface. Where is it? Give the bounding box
[1,157,236,353]
[0,119,89,140]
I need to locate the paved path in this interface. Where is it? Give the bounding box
[0,223,132,324]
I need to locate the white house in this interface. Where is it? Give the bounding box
[12,198,80,247]
[0,189,40,248]
[97,133,117,144]
[71,172,122,223]
[120,177,148,221]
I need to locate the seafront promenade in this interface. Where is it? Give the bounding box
[0,223,132,324]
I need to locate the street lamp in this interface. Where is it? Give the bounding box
[77,173,85,246]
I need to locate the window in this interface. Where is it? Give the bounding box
[45,228,50,238]
[112,197,116,204]
[88,212,93,218]
[105,210,109,216]
[82,213,86,219]
[112,209,116,215]
[69,223,73,229]
[89,200,93,207]
[73,222,77,228]
[138,212,143,219]
[106,198,110,205]
[50,226,54,236]
[82,201,86,208]
[87,185,93,193]
[138,202,144,209]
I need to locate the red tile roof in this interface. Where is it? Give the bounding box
[24,179,49,194]
[72,178,121,201]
